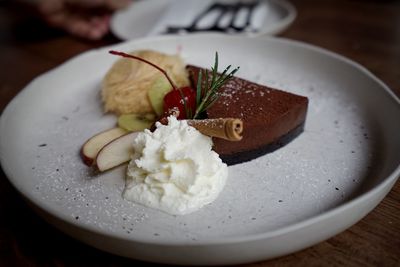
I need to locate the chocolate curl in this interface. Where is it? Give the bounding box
[187,118,243,141]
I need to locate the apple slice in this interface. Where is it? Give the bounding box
[148,76,172,115]
[81,127,128,166]
[96,132,139,172]
[118,113,156,131]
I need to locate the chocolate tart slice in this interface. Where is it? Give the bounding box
[187,65,309,165]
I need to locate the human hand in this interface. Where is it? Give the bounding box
[38,0,131,40]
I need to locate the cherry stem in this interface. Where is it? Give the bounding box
[109,50,177,90]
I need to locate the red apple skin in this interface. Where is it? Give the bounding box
[81,151,95,166]
[95,131,139,172]
[81,127,128,166]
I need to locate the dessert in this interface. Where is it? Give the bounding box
[124,116,227,215]
[80,49,308,215]
[187,65,308,165]
[82,50,308,168]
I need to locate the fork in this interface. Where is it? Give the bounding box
[165,1,260,34]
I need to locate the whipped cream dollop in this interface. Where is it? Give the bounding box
[123,116,228,215]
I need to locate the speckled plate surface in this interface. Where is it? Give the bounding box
[1,34,399,266]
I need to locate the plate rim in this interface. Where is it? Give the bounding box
[0,34,399,247]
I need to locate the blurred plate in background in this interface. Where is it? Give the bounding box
[111,0,297,40]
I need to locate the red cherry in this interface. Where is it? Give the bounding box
[163,87,196,119]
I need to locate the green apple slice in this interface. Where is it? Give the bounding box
[148,76,173,115]
[118,113,156,131]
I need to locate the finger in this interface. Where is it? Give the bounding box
[67,19,91,37]
[65,0,105,8]
[65,0,131,10]
[42,8,68,28]
[38,0,63,14]
[87,27,108,40]
[61,14,103,40]
[40,0,118,40]
[87,16,110,39]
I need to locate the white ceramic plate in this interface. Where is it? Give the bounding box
[1,34,399,266]
[111,0,297,40]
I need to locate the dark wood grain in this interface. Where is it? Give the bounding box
[0,0,399,266]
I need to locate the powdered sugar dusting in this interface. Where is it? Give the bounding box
[19,67,381,241]
[2,38,395,247]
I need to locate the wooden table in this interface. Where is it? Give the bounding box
[0,0,399,266]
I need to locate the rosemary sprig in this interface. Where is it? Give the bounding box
[193,52,239,119]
